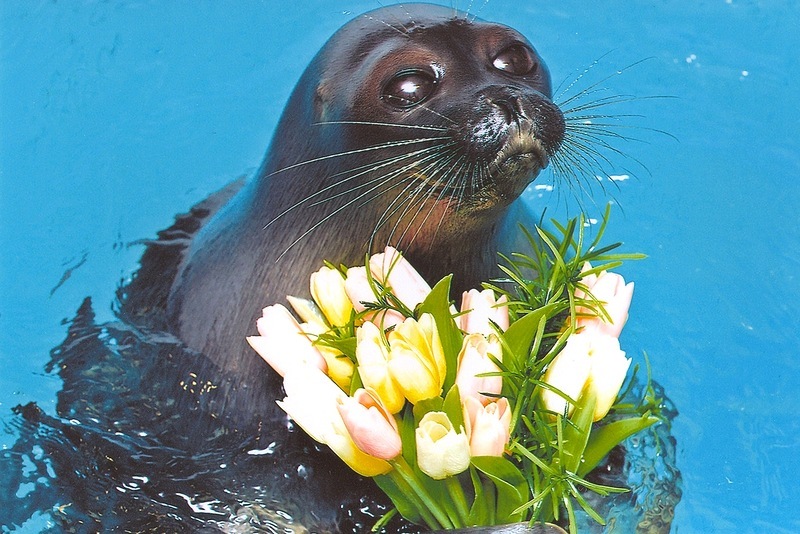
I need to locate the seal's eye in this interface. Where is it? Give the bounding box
[492,44,537,76]
[382,69,437,109]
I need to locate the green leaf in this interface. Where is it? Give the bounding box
[418,275,464,392]
[467,466,494,526]
[470,456,529,523]
[398,405,418,468]
[578,415,660,477]
[443,385,464,431]
[374,474,422,524]
[562,389,596,474]
[502,302,562,370]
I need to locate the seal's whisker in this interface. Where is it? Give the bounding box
[314,121,447,132]
[556,57,654,106]
[410,102,458,125]
[397,153,468,251]
[267,136,450,177]
[382,149,461,248]
[380,150,461,247]
[305,145,454,209]
[360,12,410,37]
[264,144,448,229]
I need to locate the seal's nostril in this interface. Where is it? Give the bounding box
[491,99,515,125]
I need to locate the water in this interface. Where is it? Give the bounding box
[2,0,798,532]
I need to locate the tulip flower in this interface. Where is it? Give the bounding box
[415,411,470,480]
[458,289,509,336]
[355,321,405,413]
[300,320,354,391]
[540,330,631,422]
[286,295,327,330]
[344,266,406,328]
[387,314,446,404]
[247,304,327,377]
[463,397,511,457]
[278,365,391,477]
[455,334,503,404]
[369,247,431,312]
[574,262,634,338]
[337,389,402,460]
[310,266,353,327]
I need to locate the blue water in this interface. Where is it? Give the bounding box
[2,1,799,532]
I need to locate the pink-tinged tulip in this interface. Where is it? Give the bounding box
[463,397,511,457]
[540,330,631,422]
[387,314,446,404]
[369,247,431,312]
[246,304,327,377]
[337,389,402,460]
[574,262,634,338]
[416,411,471,479]
[278,365,391,477]
[301,320,354,391]
[455,334,503,404]
[355,321,405,413]
[344,266,406,329]
[458,289,509,336]
[310,266,353,327]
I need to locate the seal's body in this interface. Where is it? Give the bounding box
[165,4,564,427]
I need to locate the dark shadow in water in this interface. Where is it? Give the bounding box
[0,187,681,533]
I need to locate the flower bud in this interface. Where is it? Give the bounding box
[337,389,402,460]
[540,330,631,422]
[455,334,503,404]
[355,321,405,413]
[310,266,353,327]
[387,314,446,404]
[278,365,391,477]
[369,247,431,312]
[344,266,406,328]
[247,304,327,377]
[458,289,509,336]
[301,320,354,391]
[463,397,511,457]
[415,411,470,480]
[574,262,634,338]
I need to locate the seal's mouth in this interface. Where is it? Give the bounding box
[491,135,549,173]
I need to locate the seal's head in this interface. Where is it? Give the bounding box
[167,3,565,423]
[262,4,565,272]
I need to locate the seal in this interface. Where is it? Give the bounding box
[160,3,565,431]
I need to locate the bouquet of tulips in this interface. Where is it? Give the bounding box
[247,210,665,532]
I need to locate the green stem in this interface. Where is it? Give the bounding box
[391,457,454,529]
[387,469,441,530]
[445,475,470,526]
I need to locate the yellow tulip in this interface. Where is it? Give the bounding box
[355,321,405,413]
[415,411,470,480]
[387,314,446,404]
[540,330,631,422]
[337,389,402,460]
[310,266,353,327]
[458,289,509,336]
[455,333,503,404]
[246,304,327,377]
[278,365,391,477]
[286,295,327,330]
[301,320,354,391]
[463,397,511,457]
